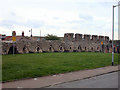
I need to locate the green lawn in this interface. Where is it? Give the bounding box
[2,52,119,82]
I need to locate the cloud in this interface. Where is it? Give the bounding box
[0,19,45,29]
[0,20,20,29]
[53,17,60,20]
[26,20,45,28]
[45,25,61,30]
[0,0,119,40]
[79,14,93,21]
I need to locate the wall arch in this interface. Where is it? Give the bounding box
[91,47,93,51]
[59,46,64,52]
[23,47,28,53]
[48,45,54,52]
[8,46,18,54]
[85,47,86,51]
[78,45,82,52]
[36,47,42,53]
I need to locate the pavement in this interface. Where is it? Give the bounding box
[48,71,118,88]
[2,65,119,88]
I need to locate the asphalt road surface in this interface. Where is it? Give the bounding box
[48,72,118,88]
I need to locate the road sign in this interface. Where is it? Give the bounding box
[101,41,103,45]
[12,36,16,42]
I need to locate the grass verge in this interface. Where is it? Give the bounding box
[2,52,119,82]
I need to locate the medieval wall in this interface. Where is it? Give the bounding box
[2,33,117,55]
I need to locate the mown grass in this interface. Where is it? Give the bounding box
[2,52,119,82]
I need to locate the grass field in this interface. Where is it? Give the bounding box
[2,52,119,82]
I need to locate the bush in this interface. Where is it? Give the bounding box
[45,34,60,40]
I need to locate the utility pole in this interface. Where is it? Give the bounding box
[112,5,115,66]
[29,29,32,37]
[31,29,32,37]
[40,30,41,41]
[112,3,120,66]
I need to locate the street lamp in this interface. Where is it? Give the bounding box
[40,30,41,41]
[112,3,120,66]
[29,29,32,37]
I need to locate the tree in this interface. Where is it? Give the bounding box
[45,34,60,40]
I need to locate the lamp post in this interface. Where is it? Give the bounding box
[29,29,32,37]
[112,3,120,66]
[40,30,41,41]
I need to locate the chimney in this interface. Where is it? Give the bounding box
[22,31,24,37]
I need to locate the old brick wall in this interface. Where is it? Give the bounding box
[2,33,115,54]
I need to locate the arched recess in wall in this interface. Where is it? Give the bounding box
[97,47,100,51]
[91,47,93,51]
[59,46,64,52]
[48,45,54,52]
[78,45,82,51]
[69,46,73,52]
[23,47,28,53]
[36,47,42,53]
[85,47,86,51]
[106,45,109,53]
[8,46,18,54]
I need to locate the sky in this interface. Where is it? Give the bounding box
[0,0,119,40]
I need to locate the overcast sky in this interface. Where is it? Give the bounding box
[0,0,119,40]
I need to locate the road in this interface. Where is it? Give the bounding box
[48,72,118,88]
